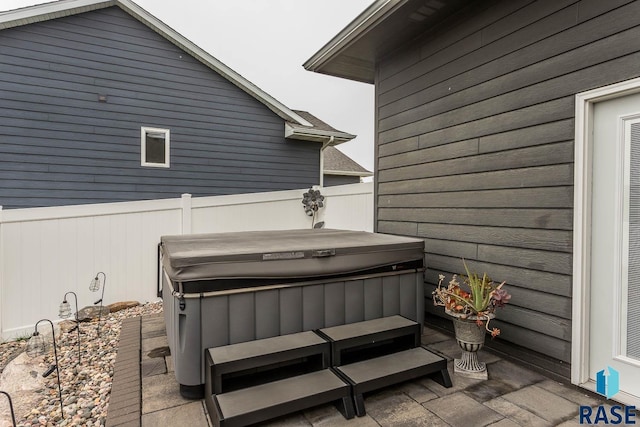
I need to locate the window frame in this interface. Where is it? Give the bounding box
[141,126,170,168]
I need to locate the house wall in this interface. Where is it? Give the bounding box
[323,174,360,187]
[0,6,320,209]
[375,0,640,376]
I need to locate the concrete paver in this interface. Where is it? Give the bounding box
[419,362,485,397]
[141,372,193,415]
[109,313,616,427]
[487,419,521,427]
[555,418,585,427]
[500,384,578,424]
[365,388,449,427]
[141,335,169,355]
[259,413,311,426]
[423,392,503,427]
[141,314,165,339]
[396,381,439,404]
[302,404,378,427]
[141,401,210,427]
[165,355,174,373]
[464,358,548,402]
[141,357,167,377]
[484,396,552,427]
[536,379,603,407]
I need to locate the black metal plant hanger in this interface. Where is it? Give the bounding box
[26,319,64,419]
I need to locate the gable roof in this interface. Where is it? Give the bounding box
[303,0,471,83]
[323,146,372,177]
[0,0,354,142]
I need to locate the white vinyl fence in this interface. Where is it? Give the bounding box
[0,183,373,340]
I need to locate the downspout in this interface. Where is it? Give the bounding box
[319,136,334,187]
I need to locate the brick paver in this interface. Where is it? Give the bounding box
[106,317,141,427]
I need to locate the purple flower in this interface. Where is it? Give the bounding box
[492,288,511,307]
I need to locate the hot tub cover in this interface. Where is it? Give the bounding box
[161,229,424,282]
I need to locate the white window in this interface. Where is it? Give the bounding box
[141,127,170,167]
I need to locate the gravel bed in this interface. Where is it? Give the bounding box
[0,301,162,427]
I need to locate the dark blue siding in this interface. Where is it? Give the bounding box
[0,7,320,209]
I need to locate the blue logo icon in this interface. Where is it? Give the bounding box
[580,367,635,425]
[596,366,619,399]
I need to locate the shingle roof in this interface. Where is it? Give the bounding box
[285,110,356,144]
[323,146,372,177]
[292,111,344,133]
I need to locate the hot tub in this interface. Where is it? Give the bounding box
[160,229,426,398]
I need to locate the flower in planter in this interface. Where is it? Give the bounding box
[432,259,510,337]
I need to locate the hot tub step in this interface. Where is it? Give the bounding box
[318,316,452,417]
[318,315,421,366]
[335,347,451,416]
[205,331,330,395]
[212,369,354,427]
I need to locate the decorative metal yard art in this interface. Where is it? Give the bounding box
[302,187,325,229]
[59,291,82,362]
[26,319,64,419]
[89,271,107,336]
[0,391,17,427]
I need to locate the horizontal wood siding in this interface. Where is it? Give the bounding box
[376,0,640,372]
[0,7,319,209]
[323,175,360,187]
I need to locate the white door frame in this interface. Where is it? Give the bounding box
[573,76,640,403]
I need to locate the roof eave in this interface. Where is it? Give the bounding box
[284,124,356,145]
[324,170,373,177]
[303,0,404,77]
[0,0,115,29]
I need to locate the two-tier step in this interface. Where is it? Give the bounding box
[205,331,354,427]
[318,315,452,417]
[204,316,452,426]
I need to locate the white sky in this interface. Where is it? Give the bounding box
[0,0,375,171]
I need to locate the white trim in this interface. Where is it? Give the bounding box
[141,126,170,168]
[572,76,640,387]
[0,197,181,223]
[324,170,373,177]
[303,0,403,73]
[0,0,115,28]
[284,123,355,144]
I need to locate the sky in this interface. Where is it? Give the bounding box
[0,0,376,171]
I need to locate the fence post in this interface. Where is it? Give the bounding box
[181,194,192,234]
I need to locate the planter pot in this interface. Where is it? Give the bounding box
[446,310,493,380]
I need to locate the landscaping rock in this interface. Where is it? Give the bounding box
[58,320,79,333]
[108,301,140,313]
[0,301,163,426]
[76,306,110,322]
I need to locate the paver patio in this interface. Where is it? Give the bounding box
[105,313,636,427]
